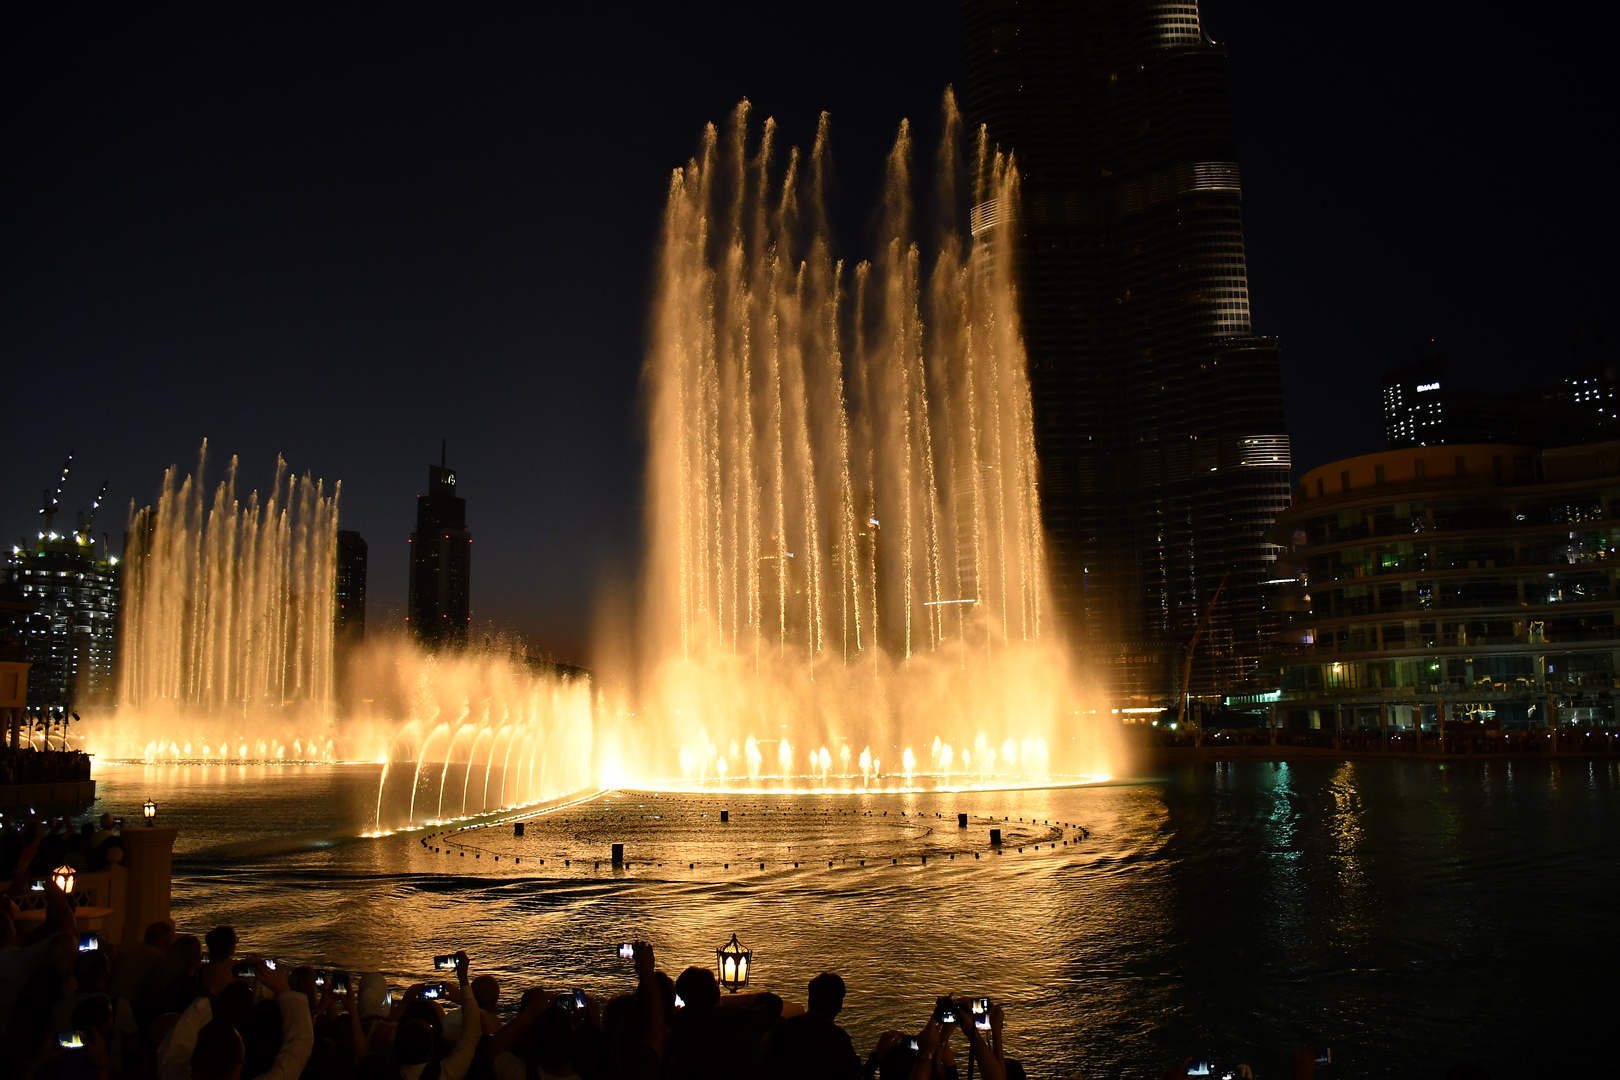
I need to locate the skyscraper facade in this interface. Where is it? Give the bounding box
[1385,353,1618,451]
[1383,358,1448,448]
[407,457,470,649]
[963,0,1292,702]
[2,530,120,708]
[335,529,367,643]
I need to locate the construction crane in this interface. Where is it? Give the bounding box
[77,480,109,542]
[38,453,72,536]
[1176,570,1230,730]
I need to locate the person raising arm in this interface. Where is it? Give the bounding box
[434,951,483,1080]
[246,957,315,1080]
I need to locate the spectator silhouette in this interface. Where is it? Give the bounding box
[759,972,860,1080]
[201,927,238,995]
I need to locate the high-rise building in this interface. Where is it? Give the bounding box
[962,0,1292,703]
[335,530,367,643]
[2,529,120,709]
[1385,354,1618,451]
[407,450,470,649]
[1566,364,1619,432]
[1268,441,1620,731]
[1383,358,1448,448]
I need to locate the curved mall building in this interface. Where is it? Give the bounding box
[1266,442,1620,730]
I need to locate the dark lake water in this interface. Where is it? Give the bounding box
[87,758,1619,1077]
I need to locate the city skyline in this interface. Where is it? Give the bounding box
[2,2,1613,664]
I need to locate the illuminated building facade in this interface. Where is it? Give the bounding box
[1385,354,1617,450]
[1383,359,1447,448]
[962,0,1291,702]
[1565,365,1618,429]
[1,531,120,708]
[407,459,471,649]
[1267,442,1620,731]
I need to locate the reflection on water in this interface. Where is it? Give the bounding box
[89,759,1620,1075]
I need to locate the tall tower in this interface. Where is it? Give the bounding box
[407,446,470,649]
[963,0,1291,703]
[335,530,368,642]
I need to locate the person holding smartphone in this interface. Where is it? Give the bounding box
[49,949,139,1073]
[51,1014,113,1080]
[905,997,1007,1080]
[393,950,481,1080]
[950,997,1008,1080]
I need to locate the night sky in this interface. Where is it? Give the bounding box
[3,3,1614,663]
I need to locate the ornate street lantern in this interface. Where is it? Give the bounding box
[53,864,75,895]
[716,933,751,993]
[143,799,157,826]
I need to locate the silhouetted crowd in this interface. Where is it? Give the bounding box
[5,809,1037,1080]
[11,813,126,875]
[0,748,93,785]
[3,816,1479,1080]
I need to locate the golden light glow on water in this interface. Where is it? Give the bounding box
[86,637,596,834]
[76,98,1120,820]
[640,772,1112,796]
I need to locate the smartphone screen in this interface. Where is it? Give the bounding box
[573,990,587,1010]
[422,983,446,1000]
[1185,1062,1213,1078]
[906,1038,920,1052]
[77,932,99,952]
[232,962,257,979]
[57,1031,89,1050]
[263,959,277,971]
[938,1007,957,1025]
[1315,1049,1332,1065]
[433,955,457,971]
[674,993,685,1009]
[314,969,328,987]
[617,943,635,960]
[330,974,351,993]
[971,997,991,1031]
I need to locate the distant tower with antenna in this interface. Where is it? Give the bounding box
[406,440,471,649]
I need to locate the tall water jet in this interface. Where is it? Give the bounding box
[640,94,1115,786]
[115,442,339,749]
[92,446,599,822]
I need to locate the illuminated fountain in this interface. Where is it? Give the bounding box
[91,445,596,833]
[112,442,340,755]
[347,637,595,834]
[636,95,1115,790]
